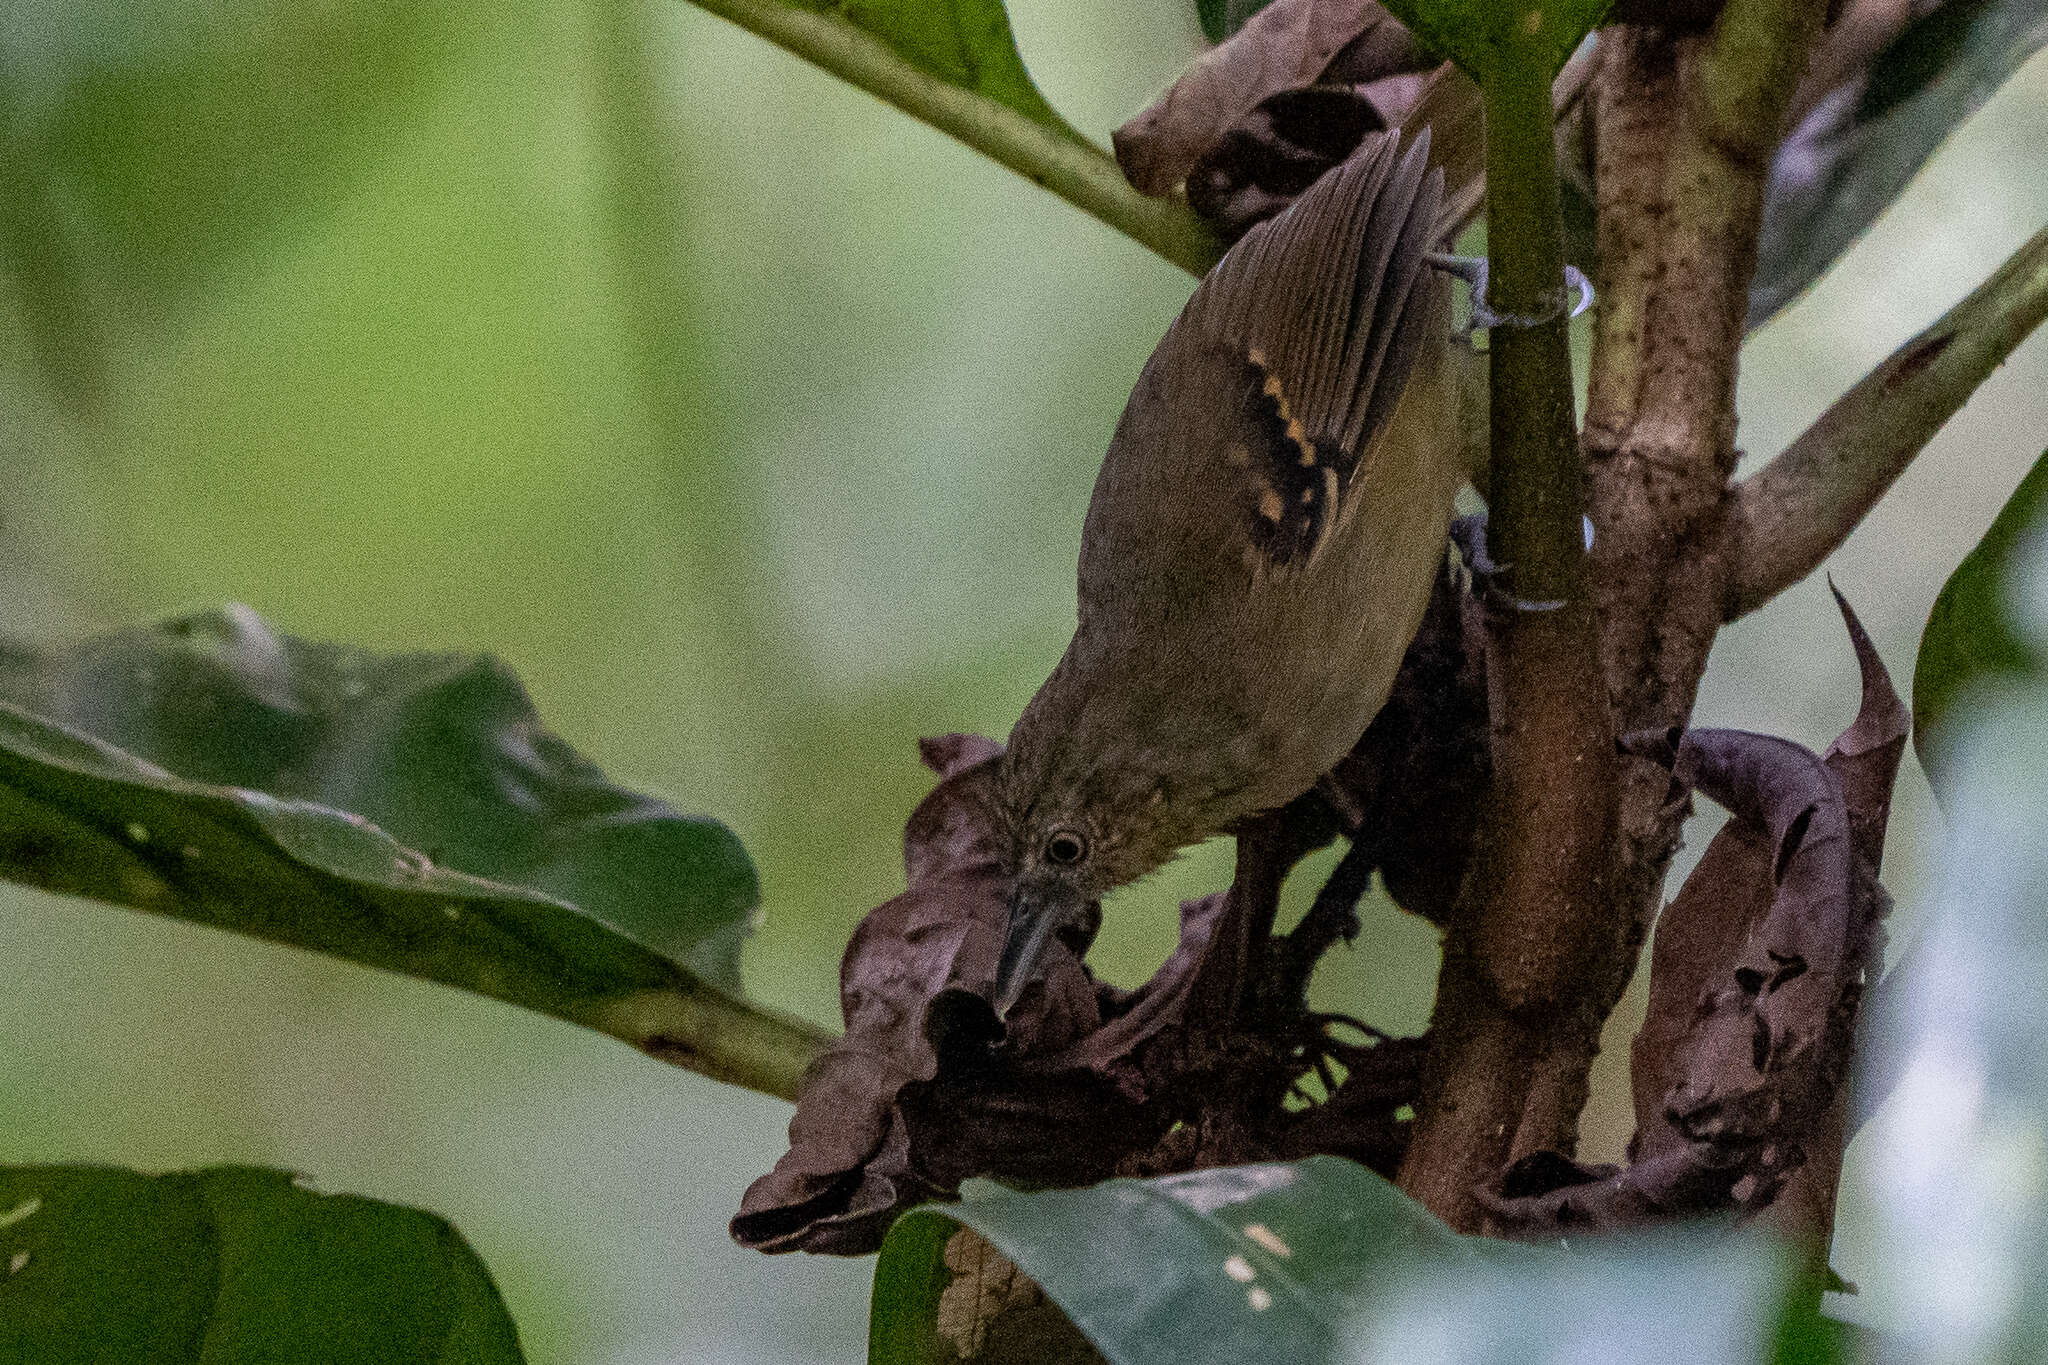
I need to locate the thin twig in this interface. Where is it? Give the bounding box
[1272,838,1376,1006]
[1727,222,2048,619]
[682,0,1224,277]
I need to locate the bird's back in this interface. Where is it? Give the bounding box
[1008,131,1463,865]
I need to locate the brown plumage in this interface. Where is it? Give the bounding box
[986,130,1464,1009]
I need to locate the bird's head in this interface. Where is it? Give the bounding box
[985,731,1198,1017]
[987,791,1103,1021]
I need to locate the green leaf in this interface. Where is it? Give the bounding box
[1378,0,1609,82]
[1913,448,2048,789]
[1863,639,2048,1357]
[1352,1227,1796,1365]
[0,1164,523,1364]
[1752,0,2048,327]
[0,605,828,1098]
[869,1157,1477,1364]
[0,603,754,982]
[1196,0,1277,45]
[746,0,1083,142]
[868,1156,1824,1364]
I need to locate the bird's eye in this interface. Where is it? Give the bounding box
[1044,829,1088,866]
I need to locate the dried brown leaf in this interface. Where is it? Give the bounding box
[1481,592,1902,1237]
[734,741,1233,1254]
[1184,85,1389,242]
[737,555,1499,1254]
[938,1227,1045,1359]
[1112,0,1406,197]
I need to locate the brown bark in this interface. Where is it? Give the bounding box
[1567,3,1827,1158]
[1400,1,1827,1232]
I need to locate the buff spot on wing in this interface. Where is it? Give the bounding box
[1233,347,1358,567]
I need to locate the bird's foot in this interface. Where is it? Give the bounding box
[1425,252,1594,338]
[1450,510,1595,614]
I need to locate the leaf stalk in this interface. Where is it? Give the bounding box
[681,0,1224,276]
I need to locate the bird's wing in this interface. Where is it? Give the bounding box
[1178,129,1445,573]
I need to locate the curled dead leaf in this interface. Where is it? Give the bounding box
[733,741,1215,1254]
[1112,0,1422,198]
[1479,590,1901,1238]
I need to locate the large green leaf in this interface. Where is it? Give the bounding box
[831,0,1080,138]
[870,1157,1477,1364]
[1912,448,2048,788]
[869,1157,1835,1365]
[1865,602,2048,1358]
[0,605,827,1098]
[0,1164,523,1363]
[1752,0,2048,327]
[701,0,1086,143]
[1349,1229,1804,1365]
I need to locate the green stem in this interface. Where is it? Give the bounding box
[1479,67,1584,601]
[681,0,1223,276]
[1398,53,1618,1232]
[586,985,831,1101]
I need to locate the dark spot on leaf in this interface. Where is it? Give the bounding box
[1765,952,1808,991]
[1882,330,1953,392]
[1775,805,1814,883]
[1188,87,1386,243]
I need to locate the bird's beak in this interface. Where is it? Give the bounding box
[993,883,1073,1020]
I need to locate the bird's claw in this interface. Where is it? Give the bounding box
[1450,511,1593,614]
[1425,252,1594,340]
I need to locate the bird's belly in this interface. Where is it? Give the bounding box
[1223,638,1399,812]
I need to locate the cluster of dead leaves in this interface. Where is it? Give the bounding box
[1113,0,1961,295]
[733,553,1905,1260]
[1479,586,1904,1238]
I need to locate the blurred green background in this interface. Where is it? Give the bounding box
[2,1,2045,1358]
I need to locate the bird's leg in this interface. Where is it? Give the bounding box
[1424,251,1593,338]
[1206,812,1294,1033]
[1452,509,1596,615]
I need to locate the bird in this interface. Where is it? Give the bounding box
[985,128,1465,1014]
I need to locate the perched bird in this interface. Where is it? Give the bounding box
[989,128,1463,1012]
